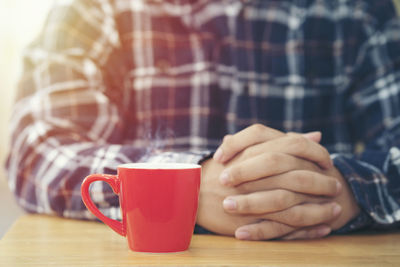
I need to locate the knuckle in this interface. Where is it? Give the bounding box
[283,232,302,240]
[319,146,331,163]
[322,146,330,157]
[327,178,338,195]
[255,225,267,240]
[319,145,330,157]
[223,134,232,143]
[292,170,308,184]
[304,230,318,239]
[237,196,251,213]
[290,209,307,226]
[250,124,267,139]
[222,135,234,149]
[237,181,252,194]
[274,222,289,237]
[324,206,334,220]
[289,135,308,153]
[263,153,281,166]
[308,161,322,172]
[293,170,314,189]
[251,123,266,133]
[229,165,243,184]
[241,147,254,160]
[318,177,338,196]
[272,190,290,211]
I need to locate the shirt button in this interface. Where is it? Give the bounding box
[156,59,170,73]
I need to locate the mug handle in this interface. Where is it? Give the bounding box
[81,174,126,236]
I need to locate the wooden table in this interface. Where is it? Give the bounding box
[0,215,399,266]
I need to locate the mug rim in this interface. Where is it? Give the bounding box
[118,162,201,170]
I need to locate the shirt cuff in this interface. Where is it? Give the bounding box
[194,224,214,234]
[331,154,375,233]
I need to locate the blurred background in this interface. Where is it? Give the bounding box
[0,0,53,237]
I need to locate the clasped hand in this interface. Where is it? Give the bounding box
[197,124,360,240]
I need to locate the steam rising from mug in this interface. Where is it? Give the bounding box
[139,123,176,161]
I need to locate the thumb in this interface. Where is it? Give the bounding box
[302,131,322,143]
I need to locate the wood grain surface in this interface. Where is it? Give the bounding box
[0,215,399,266]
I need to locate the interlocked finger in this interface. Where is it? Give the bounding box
[236,170,341,197]
[223,189,315,215]
[220,152,322,186]
[239,133,333,169]
[280,225,332,240]
[262,202,342,227]
[235,220,296,240]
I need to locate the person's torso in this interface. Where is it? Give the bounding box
[103,0,391,153]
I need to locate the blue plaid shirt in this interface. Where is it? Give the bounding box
[6,0,400,233]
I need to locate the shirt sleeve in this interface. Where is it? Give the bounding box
[332,7,400,233]
[5,0,211,221]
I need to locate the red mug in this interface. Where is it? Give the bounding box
[81,163,201,253]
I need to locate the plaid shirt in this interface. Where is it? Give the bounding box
[6,0,400,233]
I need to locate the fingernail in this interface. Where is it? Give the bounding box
[336,181,342,194]
[213,147,224,162]
[236,230,251,240]
[332,203,342,217]
[219,169,231,185]
[317,227,331,237]
[223,198,237,211]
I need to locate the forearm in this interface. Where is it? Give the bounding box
[6,134,139,219]
[6,131,212,220]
